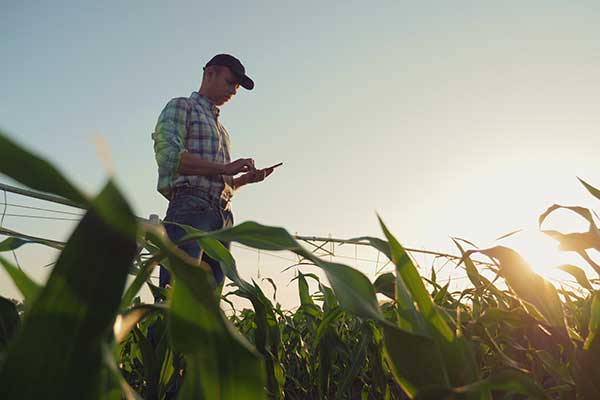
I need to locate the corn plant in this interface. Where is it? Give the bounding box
[1,127,599,399]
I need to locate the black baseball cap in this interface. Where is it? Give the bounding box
[204,54,254,90]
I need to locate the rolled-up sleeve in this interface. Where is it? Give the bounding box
[151,98,189,199]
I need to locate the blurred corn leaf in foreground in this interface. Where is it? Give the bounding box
[0,181,138,399]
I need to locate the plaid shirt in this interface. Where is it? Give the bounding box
[152,92,233,201]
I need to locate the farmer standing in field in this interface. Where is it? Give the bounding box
[152,54,278,289]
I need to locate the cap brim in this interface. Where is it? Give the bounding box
[239,75,254,90]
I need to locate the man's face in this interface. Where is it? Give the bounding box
[208,67,240,106]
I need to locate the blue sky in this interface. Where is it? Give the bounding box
[2,1,600,305]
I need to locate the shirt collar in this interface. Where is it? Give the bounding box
[190,91,220,119]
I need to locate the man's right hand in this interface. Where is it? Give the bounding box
[222,158,255,175]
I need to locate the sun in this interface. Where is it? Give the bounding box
[497,224,595,289]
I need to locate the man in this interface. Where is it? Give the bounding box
[152,54,276,289]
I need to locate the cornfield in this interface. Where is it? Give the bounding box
[2,128,600,399]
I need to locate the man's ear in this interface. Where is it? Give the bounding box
[203,66,215,82]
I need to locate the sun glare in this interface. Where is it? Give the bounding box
[498,214,596,289]
[506,230,571,279]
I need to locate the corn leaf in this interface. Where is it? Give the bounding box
[380,217,481,394]
[382,324,449,396]
[0,255,41,303]
[0,129,87,205]
[374,272,395,300]
[473,246,568,334]
[114,303,166,343]
[578,177,600,202]
[573,287,598,399]
[378,216,452,340]
[465,370,548,398]
[557,264,593,291]
[202,222,384,322]
[166,252,266,400]
[0,296,19,352]
[0,237,40,252]
[0,181,137,400]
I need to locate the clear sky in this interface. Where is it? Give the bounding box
[2,1,600,307]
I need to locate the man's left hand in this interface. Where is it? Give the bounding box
[243,167,275,184]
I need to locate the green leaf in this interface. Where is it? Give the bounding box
[318,283,338,312]
[474,246,568,334]
[204,222,385,323]
[261,277,278,301]
[578,177,600,202]
[433,282,450,304]
[416,370,549,399]
[374,272,395,300]
[133,325,160,398]
[334,324,371,399]
[296,272,315,306]
[543,229,600,253]
[313,307,343,350]
[382,324,450,397]
[101,343,143,400]
[454,370,549,399]
[481,325,528,372]
[535,350,574,385]
[576,330,600,399]
[0,181,138,400]
[495,229,523,241]
[349,235,392,260]
[557,264,593,291]
[477,308,530,327]
[309,258,382,321]
[584,292,600,350]
[413,386,454,400]
[380,217,481,392]
[114,303,166,343]
[120,257,160,310]
[166,249,267,400]
[0,129,87,205]
[539,204,597,230]
[539,204,600,254]
[378,216,453,340]
[163,225,284,398]
[0,237,32,252]
[0,232,63,252]
[453,238,506,305]
[453,239,484,289]
[146,280,169,303]
[0,297,19,351]
[0,255,41,303]
[191,221,300,251]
